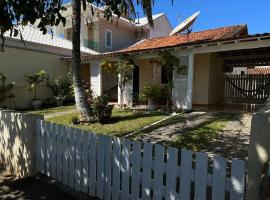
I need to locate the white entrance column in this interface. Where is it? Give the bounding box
[187,52,194,110]
[90,61,102,97]
[118,60,133,106]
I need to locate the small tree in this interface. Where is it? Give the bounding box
[0,73,15,106]
[101,54,135,108]
[154,51,187,111]
[25,70,48,100]
[47,73,73,106]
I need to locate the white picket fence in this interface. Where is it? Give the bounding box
[36,120,246,200]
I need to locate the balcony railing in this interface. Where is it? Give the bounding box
[84,39,99,51]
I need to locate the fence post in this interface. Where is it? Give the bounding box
[246,102,270,200]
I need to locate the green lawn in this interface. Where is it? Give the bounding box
[47,109,168,136]
[27,105,76,115]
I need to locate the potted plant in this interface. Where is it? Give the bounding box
[140,85,162,111]
[48,73,73,106]
[25,70,48,109]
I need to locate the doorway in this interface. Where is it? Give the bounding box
[133,65,140,104]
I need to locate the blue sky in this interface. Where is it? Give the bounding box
[64,0,270,34]
[143,0,270,34]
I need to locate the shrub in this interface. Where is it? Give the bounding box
[93,95,113,124]
[25,70,48,100]
[48,73,73,105]
[140,84,162,103]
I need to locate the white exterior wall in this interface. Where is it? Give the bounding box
[90,62,102,97]
[172,55,189,109]
[0,46,69,109]
[147,15,172,38]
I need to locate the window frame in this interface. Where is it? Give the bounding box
[105,30,112,49]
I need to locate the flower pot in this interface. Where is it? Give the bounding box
[31,99,42,109]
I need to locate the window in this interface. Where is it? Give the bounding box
[105,30,112,48]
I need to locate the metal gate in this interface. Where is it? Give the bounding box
[224,74,270,110]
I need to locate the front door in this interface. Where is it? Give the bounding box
[133,65,140,104]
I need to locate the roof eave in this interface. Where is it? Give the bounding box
[61,33,270,61]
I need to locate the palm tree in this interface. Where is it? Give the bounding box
[71,0,156,121]
[71,0,93,121]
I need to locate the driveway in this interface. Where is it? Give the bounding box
[133,111,252,160]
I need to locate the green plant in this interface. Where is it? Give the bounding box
[102,54,135,108]
[48,73,73,103]
[25,70,48,100]
[153,51,187,110]
[0,73,15,105]
[93,95,113,124]
[140,84,162,103]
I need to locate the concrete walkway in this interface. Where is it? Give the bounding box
[139,111,210,144]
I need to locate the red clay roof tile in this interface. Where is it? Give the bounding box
[247,67,270,74]
[118,24,248,53]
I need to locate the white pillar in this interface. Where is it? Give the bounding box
[187,52,194,110]
[117,62,133,106]
[90,62,102,97]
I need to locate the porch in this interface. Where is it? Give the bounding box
[85,48,270,112]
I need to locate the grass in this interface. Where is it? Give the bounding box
[47,109,168,136]
[170,113,236,152]
[27,105,76,115]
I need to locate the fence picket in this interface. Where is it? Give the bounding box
[230,160,246,200]
[45,122,51,176]
[68,128,76,189]
[165,147,178,200]
[56,125,63,182]
[97,135,105,199]
[142,143,153,200]
[212,156,227,199]
[50,123,57,179]
[130,141,141,200]
[36,120,41,172]
[112,137,121,200]
[104,136,112,200]
[153,145,165,200]
[75,129,82,192]
[81,131,90,194]
[89,133,97,196]
[62,126,69,185]
[36,120,248,200]
[179,149,193,200]
[40,120,46,173]
[121,139,130,200]
[194,153,208,200]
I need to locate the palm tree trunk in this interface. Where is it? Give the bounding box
[72,0,92,121]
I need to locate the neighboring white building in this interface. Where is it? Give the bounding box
[0,25,98,108]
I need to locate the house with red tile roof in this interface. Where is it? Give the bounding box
[62,23,270,110]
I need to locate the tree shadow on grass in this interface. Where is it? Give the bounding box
[168,112,249,160]
[107,111,168,124]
